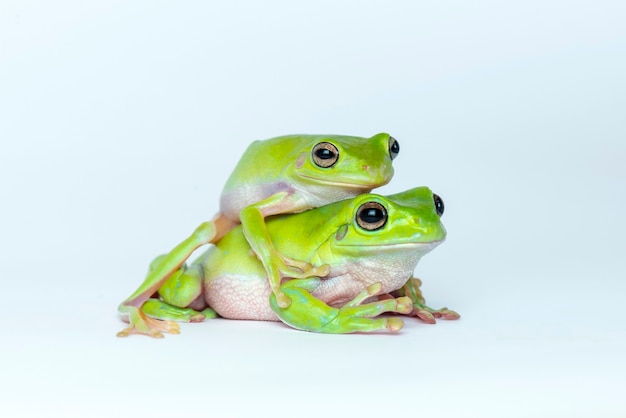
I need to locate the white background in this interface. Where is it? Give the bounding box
[1,1,625,417]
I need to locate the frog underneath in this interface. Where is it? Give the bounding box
[121,187,459,335]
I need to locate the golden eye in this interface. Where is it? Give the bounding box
[388,136,399,160]
[356,202,387,231]
[312,142,339,168]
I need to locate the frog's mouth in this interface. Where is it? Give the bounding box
[338,240,444,252]
[298,175,389,190]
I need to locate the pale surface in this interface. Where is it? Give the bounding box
[1,1,625,417]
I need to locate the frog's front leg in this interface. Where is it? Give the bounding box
[271,279,412,333]
[398,277,460,324]
[241,192,330,309]
[117,218,234,338]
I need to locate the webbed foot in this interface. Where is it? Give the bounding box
[269,252,330,309]
[116,306,180,338]
[400,277,460,324]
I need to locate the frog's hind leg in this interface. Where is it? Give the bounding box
[141,299,217,322]
[117,216,236,338]
[143,260,217,322]
[116,307,181,338]
[398,277,460,324]
[117,256,217,338]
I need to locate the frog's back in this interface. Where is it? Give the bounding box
[218,135,312,218]
[222,135,306,190]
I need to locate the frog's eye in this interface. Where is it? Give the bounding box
[312,142,339,168]
[433,193,444,217]
[388,136,400,160]
[356,202,387,231]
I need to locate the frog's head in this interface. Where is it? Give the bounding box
[292,133,398,190]
[331,187,446,258]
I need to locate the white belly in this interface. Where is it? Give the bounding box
[204,274,278,321]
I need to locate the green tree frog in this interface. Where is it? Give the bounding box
[118,133,400,337]
[118,187,459,336]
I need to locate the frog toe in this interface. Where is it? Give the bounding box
[412,306,460,323]
[277,253,330,279]
[438,308,461,320]
[190,308,218,322]
[308,263,330,278]
[396,296,414,314]
[385,317,405,332]
[413,308,437,324]
[275,291,292,309]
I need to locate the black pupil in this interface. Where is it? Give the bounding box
[316,148,334,159]
[434,195,444,216]
[360,208,384,223]
[391,140,399,154]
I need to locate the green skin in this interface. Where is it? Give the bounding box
[119,187,459,337]
[117,133,399,337]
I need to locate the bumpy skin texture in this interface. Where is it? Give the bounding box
[134,187,460,336]
[117,133,398,338]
